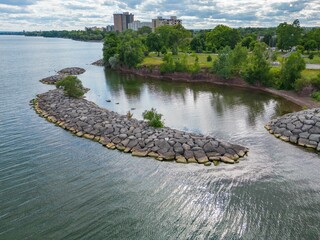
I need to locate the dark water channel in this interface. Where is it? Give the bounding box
[1,36,320,239]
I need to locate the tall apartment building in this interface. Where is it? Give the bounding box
[113,12,134,32]
[152,16,182,32]
[128,21,152,31]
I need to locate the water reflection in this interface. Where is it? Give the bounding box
[103,69,301,130]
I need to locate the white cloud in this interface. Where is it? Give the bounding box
[0,0,319,31]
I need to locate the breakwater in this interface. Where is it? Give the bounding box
[265,108,320,151]
[33,89,248,165]
[39,67,86,84]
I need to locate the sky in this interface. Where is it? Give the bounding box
[0,0,319,31]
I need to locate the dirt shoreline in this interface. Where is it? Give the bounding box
[112,65,320,109]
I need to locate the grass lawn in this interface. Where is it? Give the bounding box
[301,69,320,81]
[277,52,320,64]
[141,52,217,68]
[303,54,320,64]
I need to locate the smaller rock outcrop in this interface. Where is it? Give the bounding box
[265,108,320,151]
[91,59,104,67]
[39,67,86,85]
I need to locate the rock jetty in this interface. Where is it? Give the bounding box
[265,108,320,151]
[40,67,86,85]
[33,89,248,165]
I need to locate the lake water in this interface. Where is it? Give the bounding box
[1,35,320,239]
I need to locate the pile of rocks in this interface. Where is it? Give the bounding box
[39,67,86,85]
[265,108,320,151]
[91,59,104,67]
[57,67,86,75]
[33,89,248,165]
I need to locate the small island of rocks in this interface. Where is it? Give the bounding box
[40,67,86,85]
[265,108,320,151]
[32,89,249,165]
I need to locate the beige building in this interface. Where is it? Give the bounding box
[113,12,134,32]
[152,16,182,32]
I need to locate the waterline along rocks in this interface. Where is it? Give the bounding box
[33,89,248,165]
[265,108,320,151]
[39,67,86,85]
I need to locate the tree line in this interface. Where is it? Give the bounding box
[102,20,320,91]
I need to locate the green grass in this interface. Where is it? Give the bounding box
[303,54,320,64]
[277,52,320,64]
[141,52,217,68]
[301,69,320,80]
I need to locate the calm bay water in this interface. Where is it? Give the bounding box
[1,36,320,239]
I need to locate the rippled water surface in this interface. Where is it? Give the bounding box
[1,36,320,239]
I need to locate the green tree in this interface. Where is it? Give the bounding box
[103,32,120,66]
[146,33,163,56]
[276,19,303,51]
[230,43,248,75]
[118,37,146,68]
[137,26,152,35]
[190,32,206,53]
[305,28,320,51]
[213,46,232,79]
[304,40,317,53]
[243,42,271,85]
[56,76,85,98]
[241,35,255,49]
[280,52,306,89]
[207,25,241,50]
[160,53,175,73]
[156,25,191,54]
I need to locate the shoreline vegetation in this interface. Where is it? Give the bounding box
[100,20,320,109]
[99,63,320,109]
[33,72,249,165]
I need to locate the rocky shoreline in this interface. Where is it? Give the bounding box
[39,67,86,85]
[265,108,320,151]
[33,89,248,165]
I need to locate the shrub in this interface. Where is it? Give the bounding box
[108,54,119,69]
[207,55,212,62]
[312,91,320,101]
[213,46,232,79]
[142,108,164,128]
[172,46,178,55]
[190,59,200,74]
[294,77,311,91]
[161,46,167,55]
[56,76,85,98]
[280,52,306,89]
[126,111,133,119]
[242,42,270,85]
[269,67,282,89]
[311,74,320,89]
[309,53,314,60]
[160,54,175,73]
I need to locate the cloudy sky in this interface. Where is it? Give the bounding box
[0,0,319,31]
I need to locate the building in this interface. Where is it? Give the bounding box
[113,12,134,32]
[85,26,104,31]
[128,21,152,31]
[105,25,114,32]
[152,16,182,32]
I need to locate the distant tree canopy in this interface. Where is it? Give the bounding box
[276,19,303,51]
[155,25,191,54]
[206,25,242,50]
[25,29,107,41]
